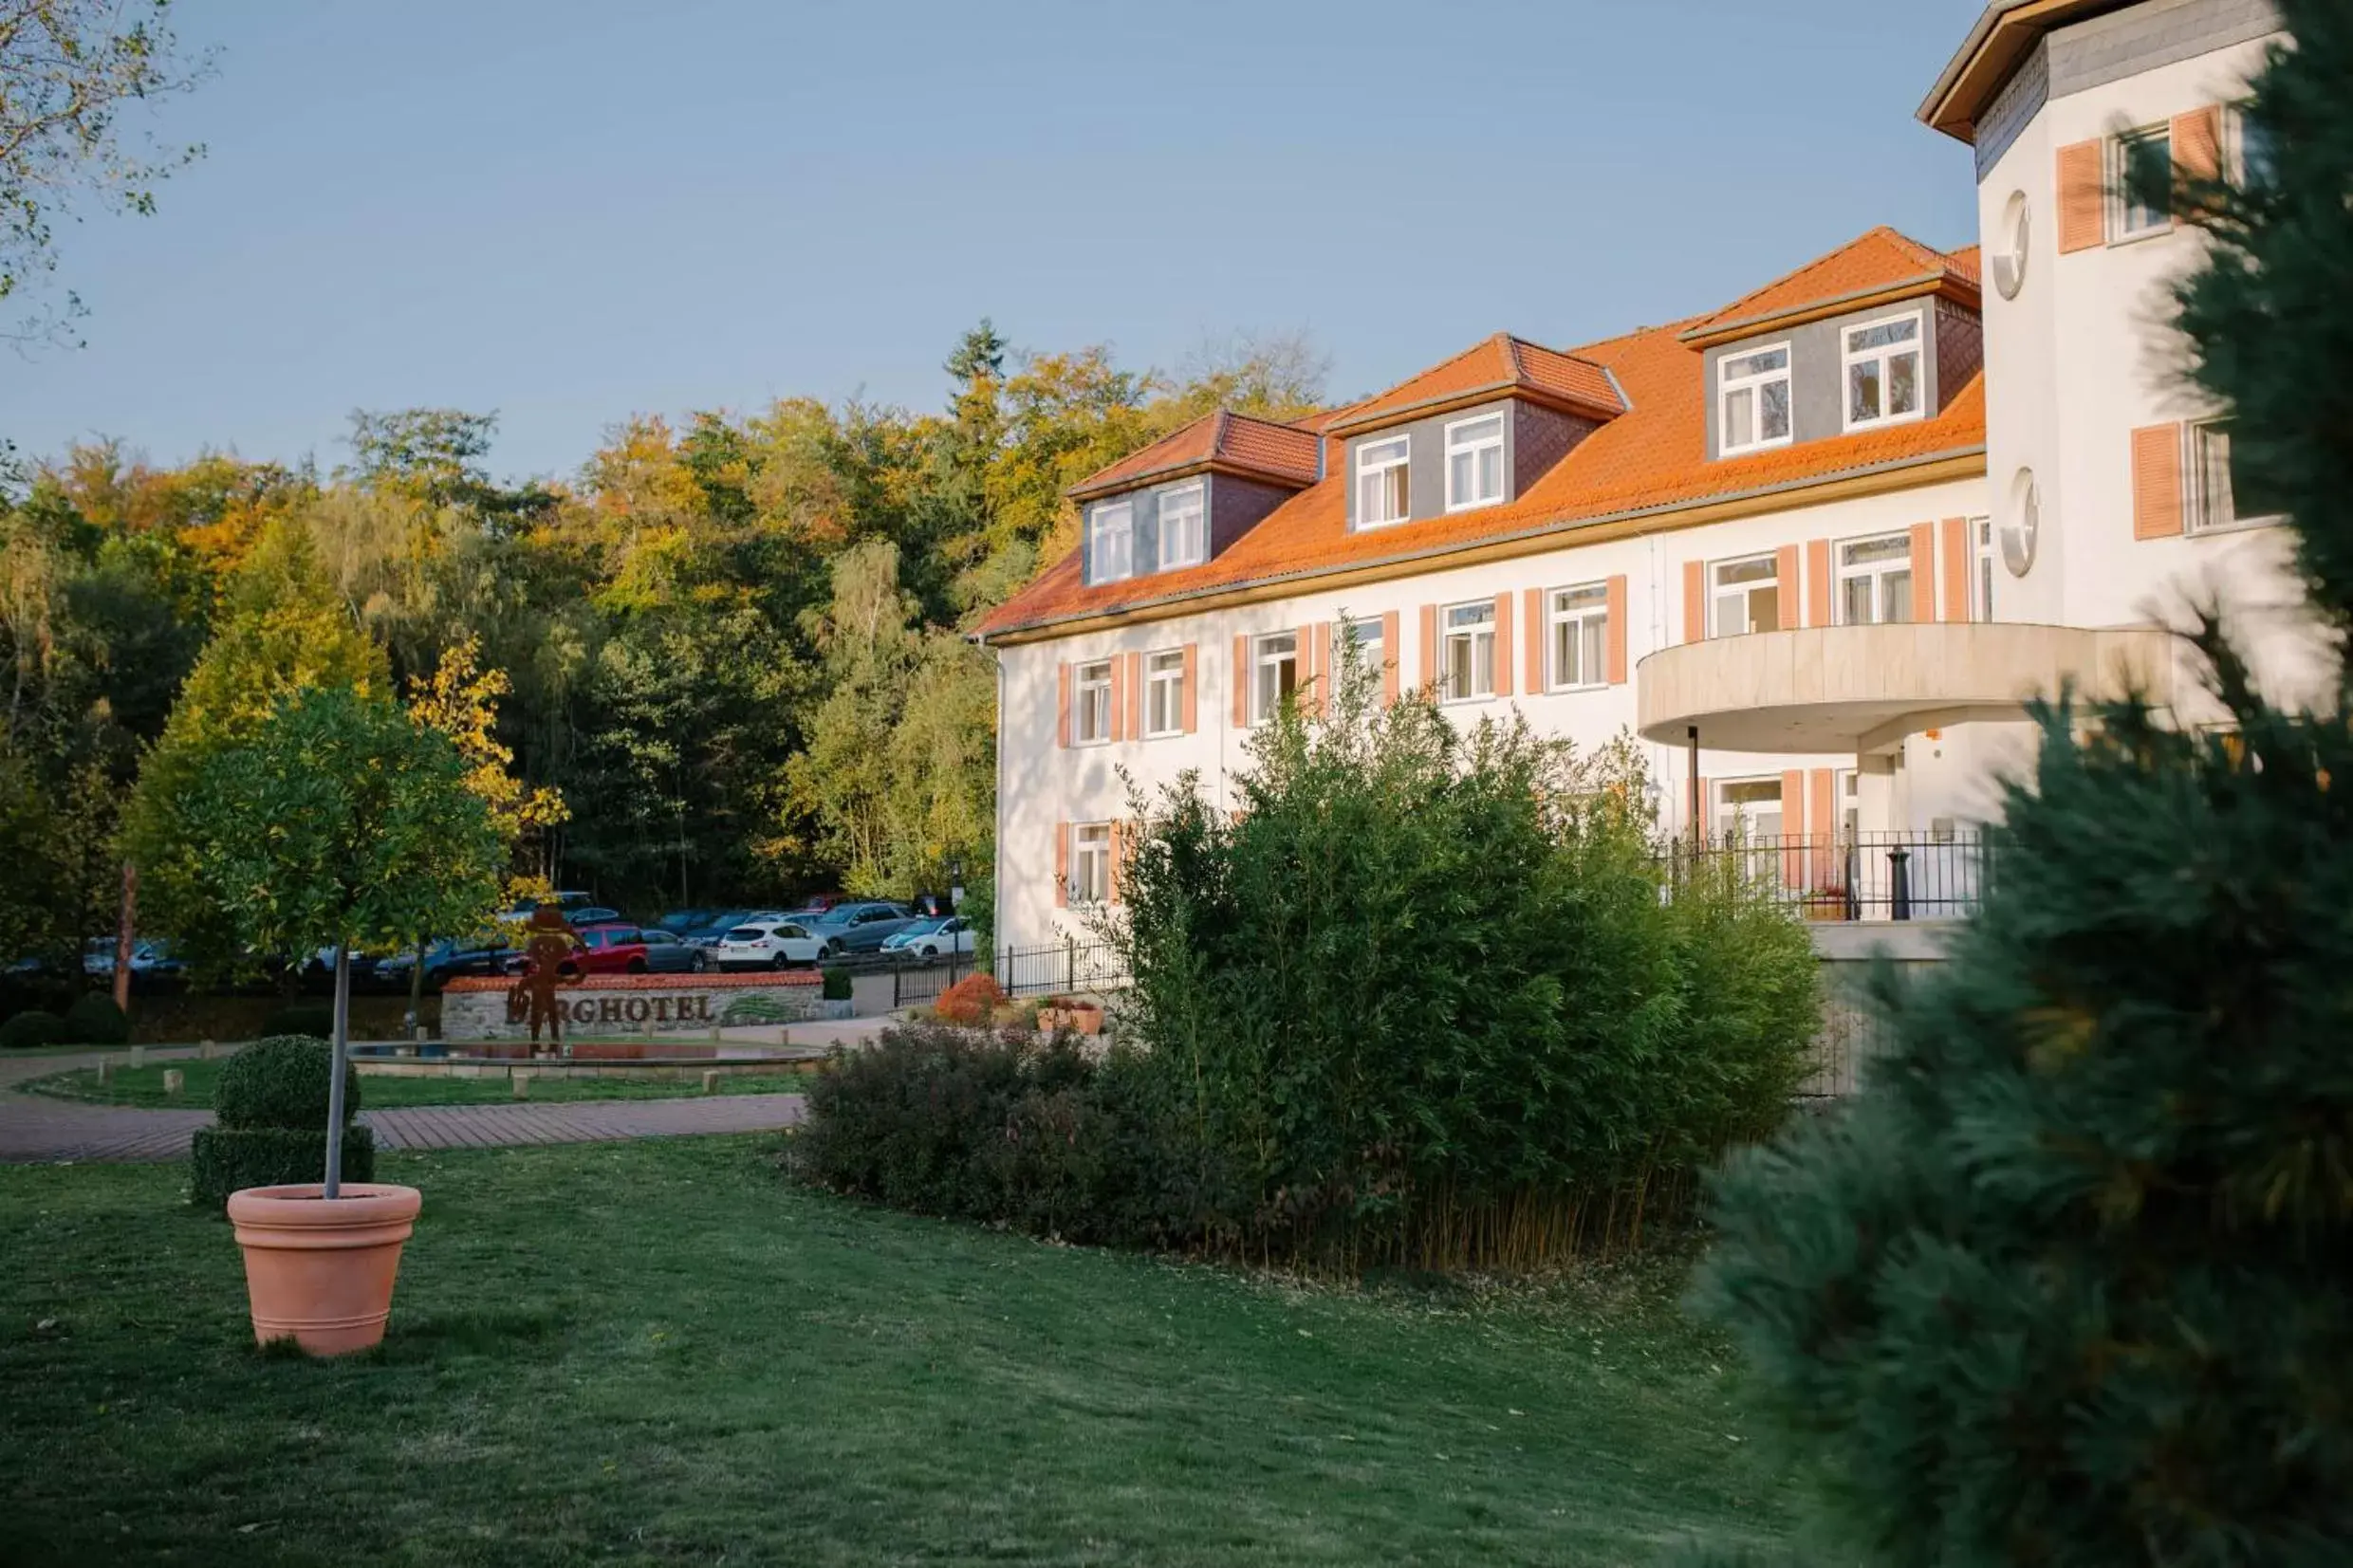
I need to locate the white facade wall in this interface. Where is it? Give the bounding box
[1978,27,2325,716]
[994,473,1988,952]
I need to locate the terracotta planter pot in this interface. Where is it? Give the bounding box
[1039,1005,1105,1036]
[225,1183,422,1356]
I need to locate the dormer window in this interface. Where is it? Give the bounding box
[1356,436,1410,527]
[1843,313,1923,432]
[1444,415,1506,510]
[1158,482,1205,569]
[1089,500,1134,582]
[1719,345,1791,454]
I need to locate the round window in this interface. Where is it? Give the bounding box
[2001,469,2040,578]
[1992,191,2029,300]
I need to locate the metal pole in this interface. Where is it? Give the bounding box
[1686,726,1701,846]
[324,944,351,1199]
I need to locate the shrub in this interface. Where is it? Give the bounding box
[259,1000,334,1040]
[820,965,853,1002]
[212,1035,361,1130]
[62,993,132,1046]
[0,1010,68,1050]
[1105,658,1819,1271]
[191,1125,376,1210]
[932,972,1005,1025]
[719,995,794,1027]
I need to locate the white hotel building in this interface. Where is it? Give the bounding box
[977,0,2315,956]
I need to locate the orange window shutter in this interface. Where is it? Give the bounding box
[1491,592,1513,698]
[1107,821,1124,904]
[1682,560,1706,642]
[2173,105,2221,184]
[1232,635,1248,727]
[1806,540,1832,628]
[2132,423,2185,539]
[1604,575,1629,685]
[1695,777,1714,841]
[1105,654,1125,743]
[1380,611,1400,707]
[1907,524,1936,622]
[1808,766,1837,859]
[1180,643,1198,733]
[2057,138,2105,253]
[1052,822,1069,909]
[1309,622,1331,715]
[1523,588,1546,693]
[1294,623,1317,714]
[1774,545,1801,630]
[1418,603,1438,689]
[1126,652,1144,739]
[1940,516,1971,621]
[1056,662,1072,748]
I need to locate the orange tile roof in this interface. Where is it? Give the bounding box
[1065,410,1323,501]
[1678,227,1980,348]
[1325,332,1623,434]
[978,230,1985,641]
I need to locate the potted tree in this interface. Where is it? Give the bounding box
[130,687,502,1355]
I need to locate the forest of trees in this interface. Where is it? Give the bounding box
[0,323,1326,968]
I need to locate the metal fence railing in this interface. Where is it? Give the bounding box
[1662,831,1990,922]
[889,940,1132,1008]
[889,950,972,1008]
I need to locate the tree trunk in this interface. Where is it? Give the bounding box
[112,862,137,1013]
[324,945,351,1200]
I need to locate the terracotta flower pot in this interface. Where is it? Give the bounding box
[225,1183,422,1356]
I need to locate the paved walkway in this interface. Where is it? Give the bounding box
[0,1047,806,1166]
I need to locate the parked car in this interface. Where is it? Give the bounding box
[569,924,651,974]
[880,915,975,962]
[713,919,824,971]
[653,908,718,934]
[637,928,707,973]
[565,906,623,928]
[676,910,755,950]
[83,937,184,979]
[372,936,516,988]
[800,901,915,959]
[497,890,596,924]
[798,893,850,914]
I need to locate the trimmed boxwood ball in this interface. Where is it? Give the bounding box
[0,1010,69,1049]
[212,1035,362,1130]
[62,992,132,1046]
[821,965,853,1002]
[191,1125,375,1211]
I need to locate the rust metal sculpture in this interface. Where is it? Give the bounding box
[510,905,583,1056]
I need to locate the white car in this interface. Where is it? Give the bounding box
[880,916,975,962]
[713,920,824,971]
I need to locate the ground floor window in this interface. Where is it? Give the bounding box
[1071,822,1112,904]
[1251,632,1298,725]
[1144,650,1185,736]
[1547,582,1609,690]
[1714,778,1784,841]
[1441,600,1495,701]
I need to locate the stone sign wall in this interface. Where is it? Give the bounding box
[441,971,824,1042]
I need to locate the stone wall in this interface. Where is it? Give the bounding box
[441,972,823,1042]
[1806,922,1954,1097]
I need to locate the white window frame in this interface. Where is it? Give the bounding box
[1073,659,1113,746]
[1355,435,1411,528]
[1071,822,1112,906]
[1546,582,1610,692]
[1142,649,1185,738]
[1439,599,1496,704]
[1335,617,1384,683]
[1714,777,1786,843]
[1157,481,1206,570]
[1717,342,1793,455]
[1971,515,1994,622]
[1249,631,1298,726]
[2111,123,2174,243]
[1088,500,1134,583]
[1711,554,1782,636]
[1443,414,1506,511]
[1835,532,1915,627]
[2188,418,2282,535]
[1841,310,1926,434]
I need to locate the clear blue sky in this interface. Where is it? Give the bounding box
[1,0,1990,484]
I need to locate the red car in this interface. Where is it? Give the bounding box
[507,923,649,978]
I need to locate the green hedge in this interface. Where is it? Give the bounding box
[0,1010,68,1050]
[820,965,853,1002]
[259,1001,335,1040]
[213,1035,361,1130]
[191,1125,376,1210]
[62,993,132,1046]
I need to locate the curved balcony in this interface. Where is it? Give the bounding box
[1635,621,2176,754]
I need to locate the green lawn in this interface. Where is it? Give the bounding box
[0,1137,1792,1566]
[23,1060,816,1109]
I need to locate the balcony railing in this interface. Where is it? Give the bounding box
[1662,830,1990,921]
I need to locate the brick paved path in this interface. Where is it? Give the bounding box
[0,1048,805,1165]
